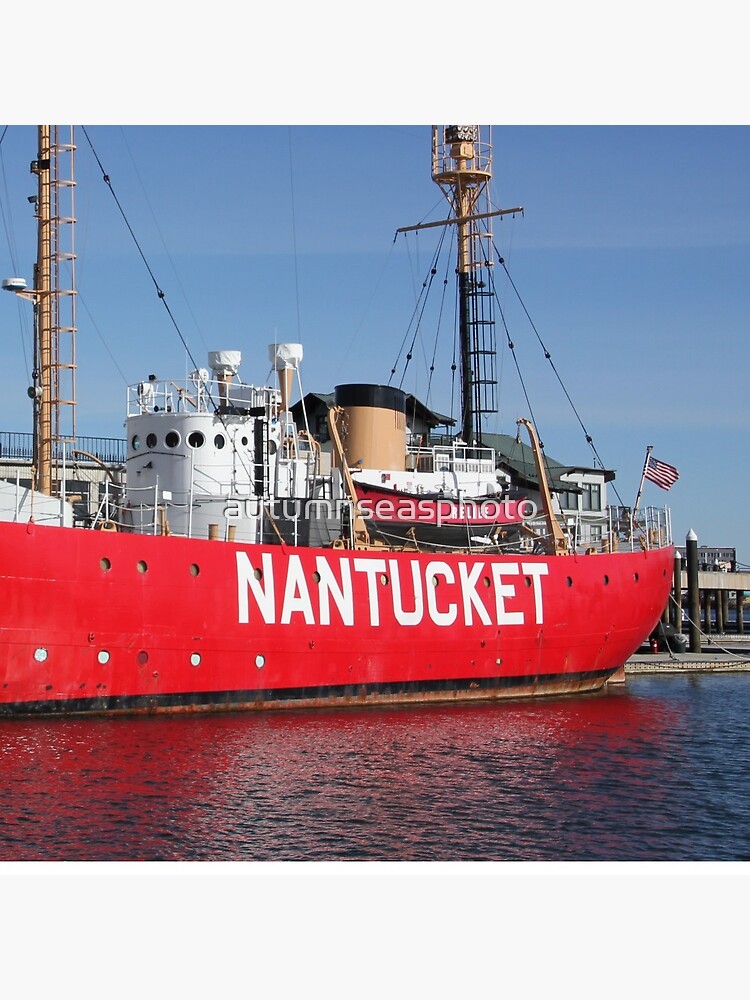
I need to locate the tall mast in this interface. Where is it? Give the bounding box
[431,126,521,446]
[29,125,77,495]
[31,126,53,493]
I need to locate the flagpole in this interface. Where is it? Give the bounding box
[631,445,653,544]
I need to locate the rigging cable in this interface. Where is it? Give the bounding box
[484,252,581,498]
[80,127,204,385]
[495,245,600,463]
[117,126,209,353]
[388,223,449,388]
[79,127,260,485]
[492,244,628,509]
[287,127,303,343]
[424,227,455,407]
[0,125,32,382]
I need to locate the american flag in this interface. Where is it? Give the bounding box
[645,455,679,491]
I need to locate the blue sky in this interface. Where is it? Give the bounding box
[1,124,748,562]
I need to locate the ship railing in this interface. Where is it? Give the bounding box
[406,441,496,475]
[120,481,199,536]
[432,127,493,180]
[89,478,125,529]
[127,378,280,417]
[607,504,673,552]
[0,431,127,466]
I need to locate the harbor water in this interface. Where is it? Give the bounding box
[1,671,749,861]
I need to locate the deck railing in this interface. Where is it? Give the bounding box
[0,431,127,466]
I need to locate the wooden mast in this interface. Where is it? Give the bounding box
[27,125,77,495]
[31,126,53,494]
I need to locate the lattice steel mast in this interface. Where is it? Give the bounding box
[398,127,521,446]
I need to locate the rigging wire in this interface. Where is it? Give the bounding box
[0,125,32,382]
[490,244,628,508]
[79,127,260,481]
[488,270,548,467]
[388,225,449,388]
[494,245,599,462]
[331,238,398,386]
[80,128,205,386]
[287,127,303,343]
[117,126,209,354]
[425,227,455,408]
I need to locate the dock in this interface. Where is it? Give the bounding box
[622,634,750,676]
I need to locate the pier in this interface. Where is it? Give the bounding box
[624,635,750,676]
[610,530,750,678]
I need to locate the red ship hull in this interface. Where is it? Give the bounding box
[0,519,673,717]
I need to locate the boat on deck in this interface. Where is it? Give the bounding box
[0,125,673,717]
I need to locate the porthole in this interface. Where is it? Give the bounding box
[312,571,321,584]
[190,653,201,667]
[255,654,265,669]
[137,650,149,665]
[566,576,573,587]
[34,647,48,663]
[100,557,111,572]
[98,650,110,665]
[241,436,249,447]
[524,576,532,587]
[189,563,200,577]
[131,434,141,451]
[634,572,639,583]
[253,567,263,581]
[146,432,157,448]
[165,430,180,448]
[483,576,491,588]
[603,575,610,585]
[188,431,205,449]
[214,434,226,450]
[380,573,389,586]
[137,560,148,574]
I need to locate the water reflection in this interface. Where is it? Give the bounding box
[1,675,748,861]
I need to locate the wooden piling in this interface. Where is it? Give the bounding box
[738,591,745,634]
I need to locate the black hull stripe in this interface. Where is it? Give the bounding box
[0,668,616,718]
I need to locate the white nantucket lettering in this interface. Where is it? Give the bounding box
[459,561,492,626]
[425,560,457,626]
[280,554,315,624]
[316,555,354,626]
[521,562,548,624]
[389,558,424,626]
[353,558,387,626]
[237,551,275,624]
[490,562,524,625]
[236,552,548,629]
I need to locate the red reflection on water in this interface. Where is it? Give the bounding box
[0,688,685,861]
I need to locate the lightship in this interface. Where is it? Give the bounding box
[0,126,673,716]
